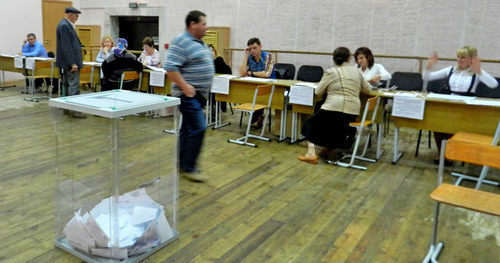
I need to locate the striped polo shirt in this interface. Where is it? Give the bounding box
[165,30,215,97]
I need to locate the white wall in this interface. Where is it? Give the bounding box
[3,0,500,81]
[75,0,500,76]
[0,0,44,81]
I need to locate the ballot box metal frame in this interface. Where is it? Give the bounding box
[49,90,180,262]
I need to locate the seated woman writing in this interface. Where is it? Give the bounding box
[298,47,371,164]
[423,45,498,166]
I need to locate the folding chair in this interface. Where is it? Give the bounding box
[450,121,500,189]
[423,137,500,263]
[328,96,383,170]
[228,84,274,147]
[79,65,94,91]
[119,71,142,91]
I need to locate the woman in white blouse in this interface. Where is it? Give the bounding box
[354,47,391,88]
[138,36,162,68]
[423,45,498,165]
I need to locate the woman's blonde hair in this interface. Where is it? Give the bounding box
[101,35,114,48]
[457,46,477,57]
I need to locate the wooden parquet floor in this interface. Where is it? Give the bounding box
[0,84,498,263]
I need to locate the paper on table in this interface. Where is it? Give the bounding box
[146,65,166,72]
[83,62,102,66]
[465,99,500,106]
[211,76,230,94]
[289,83,316,106]
[238,76,274,82]
[392,94,426,120]
[149,70,165,86]
[14,56,24,68]
[426,93,476,101]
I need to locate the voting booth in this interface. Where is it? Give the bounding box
[49,90,180,262]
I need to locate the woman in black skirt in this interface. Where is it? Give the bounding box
[298,47,371,164]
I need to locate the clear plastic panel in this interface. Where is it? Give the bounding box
[50,92,179,262]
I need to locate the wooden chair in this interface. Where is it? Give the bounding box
[328,96,383,170]
[450,121,500,189]
[422,136,500,262]
[228,84,274,147]
[120,71,142,91]
[79,65,94,91]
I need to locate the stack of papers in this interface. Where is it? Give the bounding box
[63,188,174,260]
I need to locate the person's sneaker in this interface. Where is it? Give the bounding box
[181,170,208,183]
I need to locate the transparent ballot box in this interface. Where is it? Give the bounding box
[49,90,180,262]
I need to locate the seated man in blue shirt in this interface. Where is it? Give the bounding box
[22,33,48,57]
[238,37,275,128]
[21,33,49,92]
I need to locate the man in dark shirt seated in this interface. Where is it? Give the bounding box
[101,38,143,91]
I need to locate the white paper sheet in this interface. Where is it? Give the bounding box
[149,71,165,87]
[211,76,230,94]
[465,99,500,106]
[83,62,102,67]
[392,95,426,120]
[146,65,165,72]
[14,56,24,68]
[131,206,158,225]
[426,93,476,102]
[238,76,275,82]
[25,58,35,70]
[289,83,316,106]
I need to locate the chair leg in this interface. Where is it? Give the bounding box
[416,130,423,157]
[268,110,272,132]
[423,202,444,263]
[329,127,368,170]
[239,112,244,127]
[228,111,258,147]
[229,103,234,115]
[428,131,432,148]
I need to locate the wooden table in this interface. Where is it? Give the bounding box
[141,69,172,95]
[376,91,500,163]
[0,54,25,90]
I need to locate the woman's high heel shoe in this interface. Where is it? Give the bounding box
[297,155,318,164]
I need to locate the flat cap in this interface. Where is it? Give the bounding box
[65,7,81,14]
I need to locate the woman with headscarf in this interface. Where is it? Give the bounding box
[101,38,143,91]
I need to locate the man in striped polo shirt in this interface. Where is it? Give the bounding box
[165,10,215,183]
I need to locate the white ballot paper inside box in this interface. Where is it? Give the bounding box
[391,93,426,120]
[289,82,317,106]
[63,188,174,260]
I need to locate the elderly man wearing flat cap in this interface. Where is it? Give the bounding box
[56,7,84,98]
